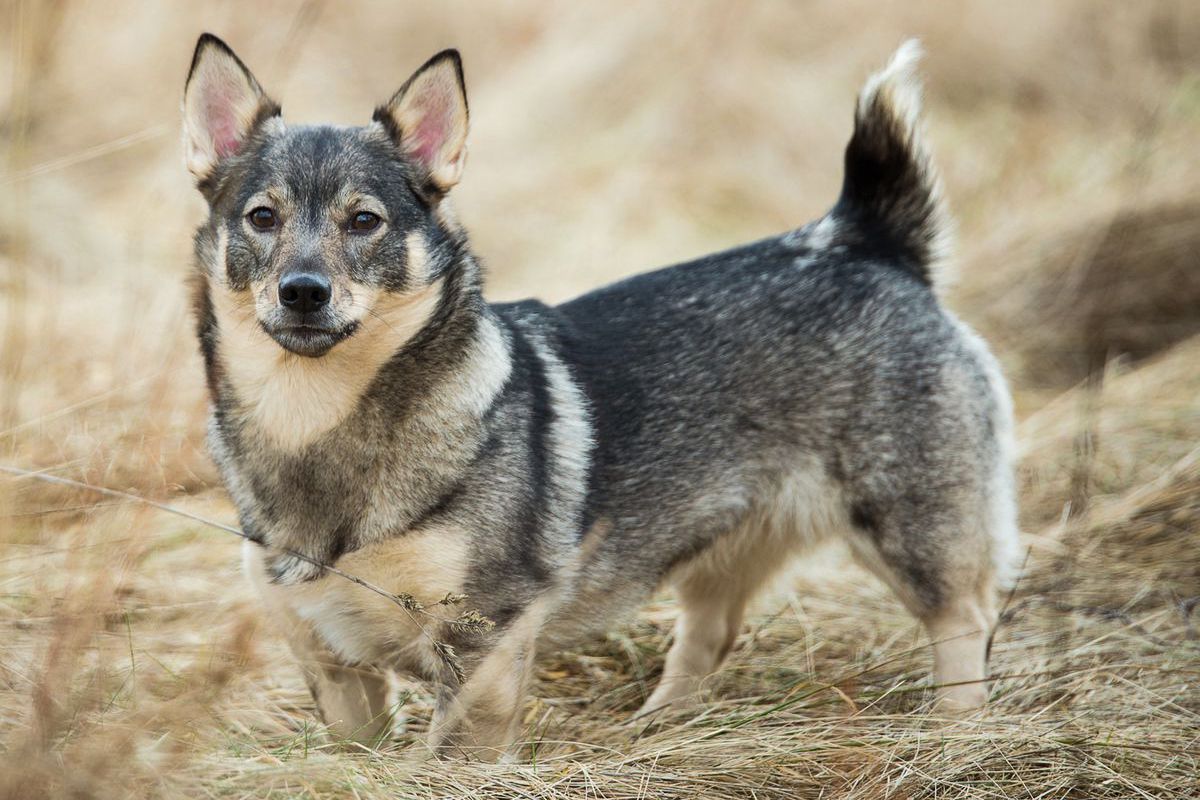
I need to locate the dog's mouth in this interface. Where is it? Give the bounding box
[263,321,360,358]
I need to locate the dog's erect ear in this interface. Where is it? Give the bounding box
[182,33,279,182]
[374,50,469,195]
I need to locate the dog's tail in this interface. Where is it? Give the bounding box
[829,40,951,289]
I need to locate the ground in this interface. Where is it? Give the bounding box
[1,2,1198,798]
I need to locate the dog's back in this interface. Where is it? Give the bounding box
[520,45,1015,650]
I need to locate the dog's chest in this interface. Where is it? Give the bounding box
[213,404,471,557]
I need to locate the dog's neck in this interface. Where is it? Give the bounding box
[198,256,513,568]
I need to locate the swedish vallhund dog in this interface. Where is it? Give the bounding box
[184,33,1017,759]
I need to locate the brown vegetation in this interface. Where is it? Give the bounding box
[1,2,1197,797]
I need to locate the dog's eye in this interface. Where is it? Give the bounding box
[349,211,381,233]
[248,207,277,230]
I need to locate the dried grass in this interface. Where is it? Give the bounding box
[959,199,1200,391]
[1,1,1198,798]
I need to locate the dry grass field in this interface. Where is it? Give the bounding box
[2,1,1199,797]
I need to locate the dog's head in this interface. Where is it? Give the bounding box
[183,34,468,358]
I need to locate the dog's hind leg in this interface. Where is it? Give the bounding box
[636,522,794,717]
[922,584,997,711]
[845,494,1010,711]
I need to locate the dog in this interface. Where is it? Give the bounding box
[183,33,1018,760]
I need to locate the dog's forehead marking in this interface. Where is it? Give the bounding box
[234,126,370,200]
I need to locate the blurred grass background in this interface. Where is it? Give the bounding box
[0,1,1198,798]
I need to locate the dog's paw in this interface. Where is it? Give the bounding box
[265,552,326,584]
[933,685,989,716]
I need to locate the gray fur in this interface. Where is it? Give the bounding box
[185,35,1018,753]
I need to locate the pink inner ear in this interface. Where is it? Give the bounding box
[407,84,456,167]
[410,113,446,166]
[203,83,247,159]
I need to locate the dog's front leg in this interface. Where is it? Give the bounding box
[425,602,546,762]
[243,542,396,745]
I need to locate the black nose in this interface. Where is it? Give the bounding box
[278,273,331,313]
